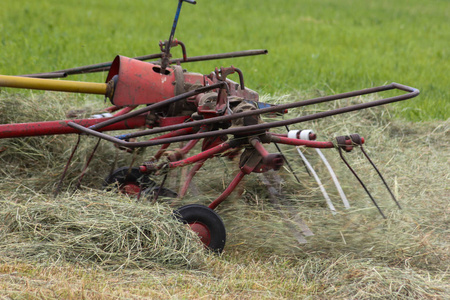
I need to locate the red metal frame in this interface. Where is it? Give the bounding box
[0,0,422,253]
[272,136,336,148]
[167,141,233,169]
[0,115,147,139]
[209,171,246,210]
[0,55,415,222]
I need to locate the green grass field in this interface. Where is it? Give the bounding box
[0,0,448,120]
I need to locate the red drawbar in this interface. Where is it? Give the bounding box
[0,115,147,139]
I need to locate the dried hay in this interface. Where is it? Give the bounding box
[214,91,449,268]
[0,91,147,192]
[0,92,207,269]
[0,90,448,297]
[0,190,207,269]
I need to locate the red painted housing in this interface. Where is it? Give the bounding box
[106,56,259,107]
[106,56,178,106]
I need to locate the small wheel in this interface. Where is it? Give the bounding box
[103,167,155,196]
[174,204,226,253]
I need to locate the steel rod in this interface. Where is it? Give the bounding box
[20,50,267,78]
[118,83,418,141]
[359,146,402,209]
[68,83,418,148]
[168,49,268,64]
[71,50,268,74]
[19,54,162,78]
[20,72,68,78]
[337,147,386,218]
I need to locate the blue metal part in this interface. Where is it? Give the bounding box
[166,0,197,59]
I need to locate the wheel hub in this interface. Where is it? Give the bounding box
[119,183,141,195]
[189,222,211,246]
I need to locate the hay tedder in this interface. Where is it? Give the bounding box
[0,1,419,252]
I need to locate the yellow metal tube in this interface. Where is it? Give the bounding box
[0,74,108,95]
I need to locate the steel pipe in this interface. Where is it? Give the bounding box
[21,50,268,78]
[94,83,419,147]
[118,82,418,141]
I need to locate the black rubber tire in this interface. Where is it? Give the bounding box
[103,166,155,192]
[174,204,226,253]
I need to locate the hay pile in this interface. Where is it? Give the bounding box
[0,92,207,269]
[285,256,449,299]
[0,190,207,269]
[0,92,149,192]
[0,88,448,299]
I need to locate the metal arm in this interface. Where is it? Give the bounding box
[88,83,419,147]
[160,0,197,72]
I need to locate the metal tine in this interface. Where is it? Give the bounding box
[258,171,313,243]
[75,138,102,191]
[336,136,386,219]
[151,173,169,204]
[315,148,350,209]
[274,142,301,184]
[285,126,348,209]
[350,134,401,209]
[54,134,81,197]
[296,147,337,214]
[264,171,314,237]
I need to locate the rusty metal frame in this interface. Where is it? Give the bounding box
[21,50,268,78]
[67,83,419,148]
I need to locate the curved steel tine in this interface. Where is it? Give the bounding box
[315,148,350,209]
[337,146,386,219]
[297,147,337,214]
[349,134,401,209]
[274,142,301,184]
[359,146,402,209]
[54,134,81,197]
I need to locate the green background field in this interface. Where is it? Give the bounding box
[0,0,448,120]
